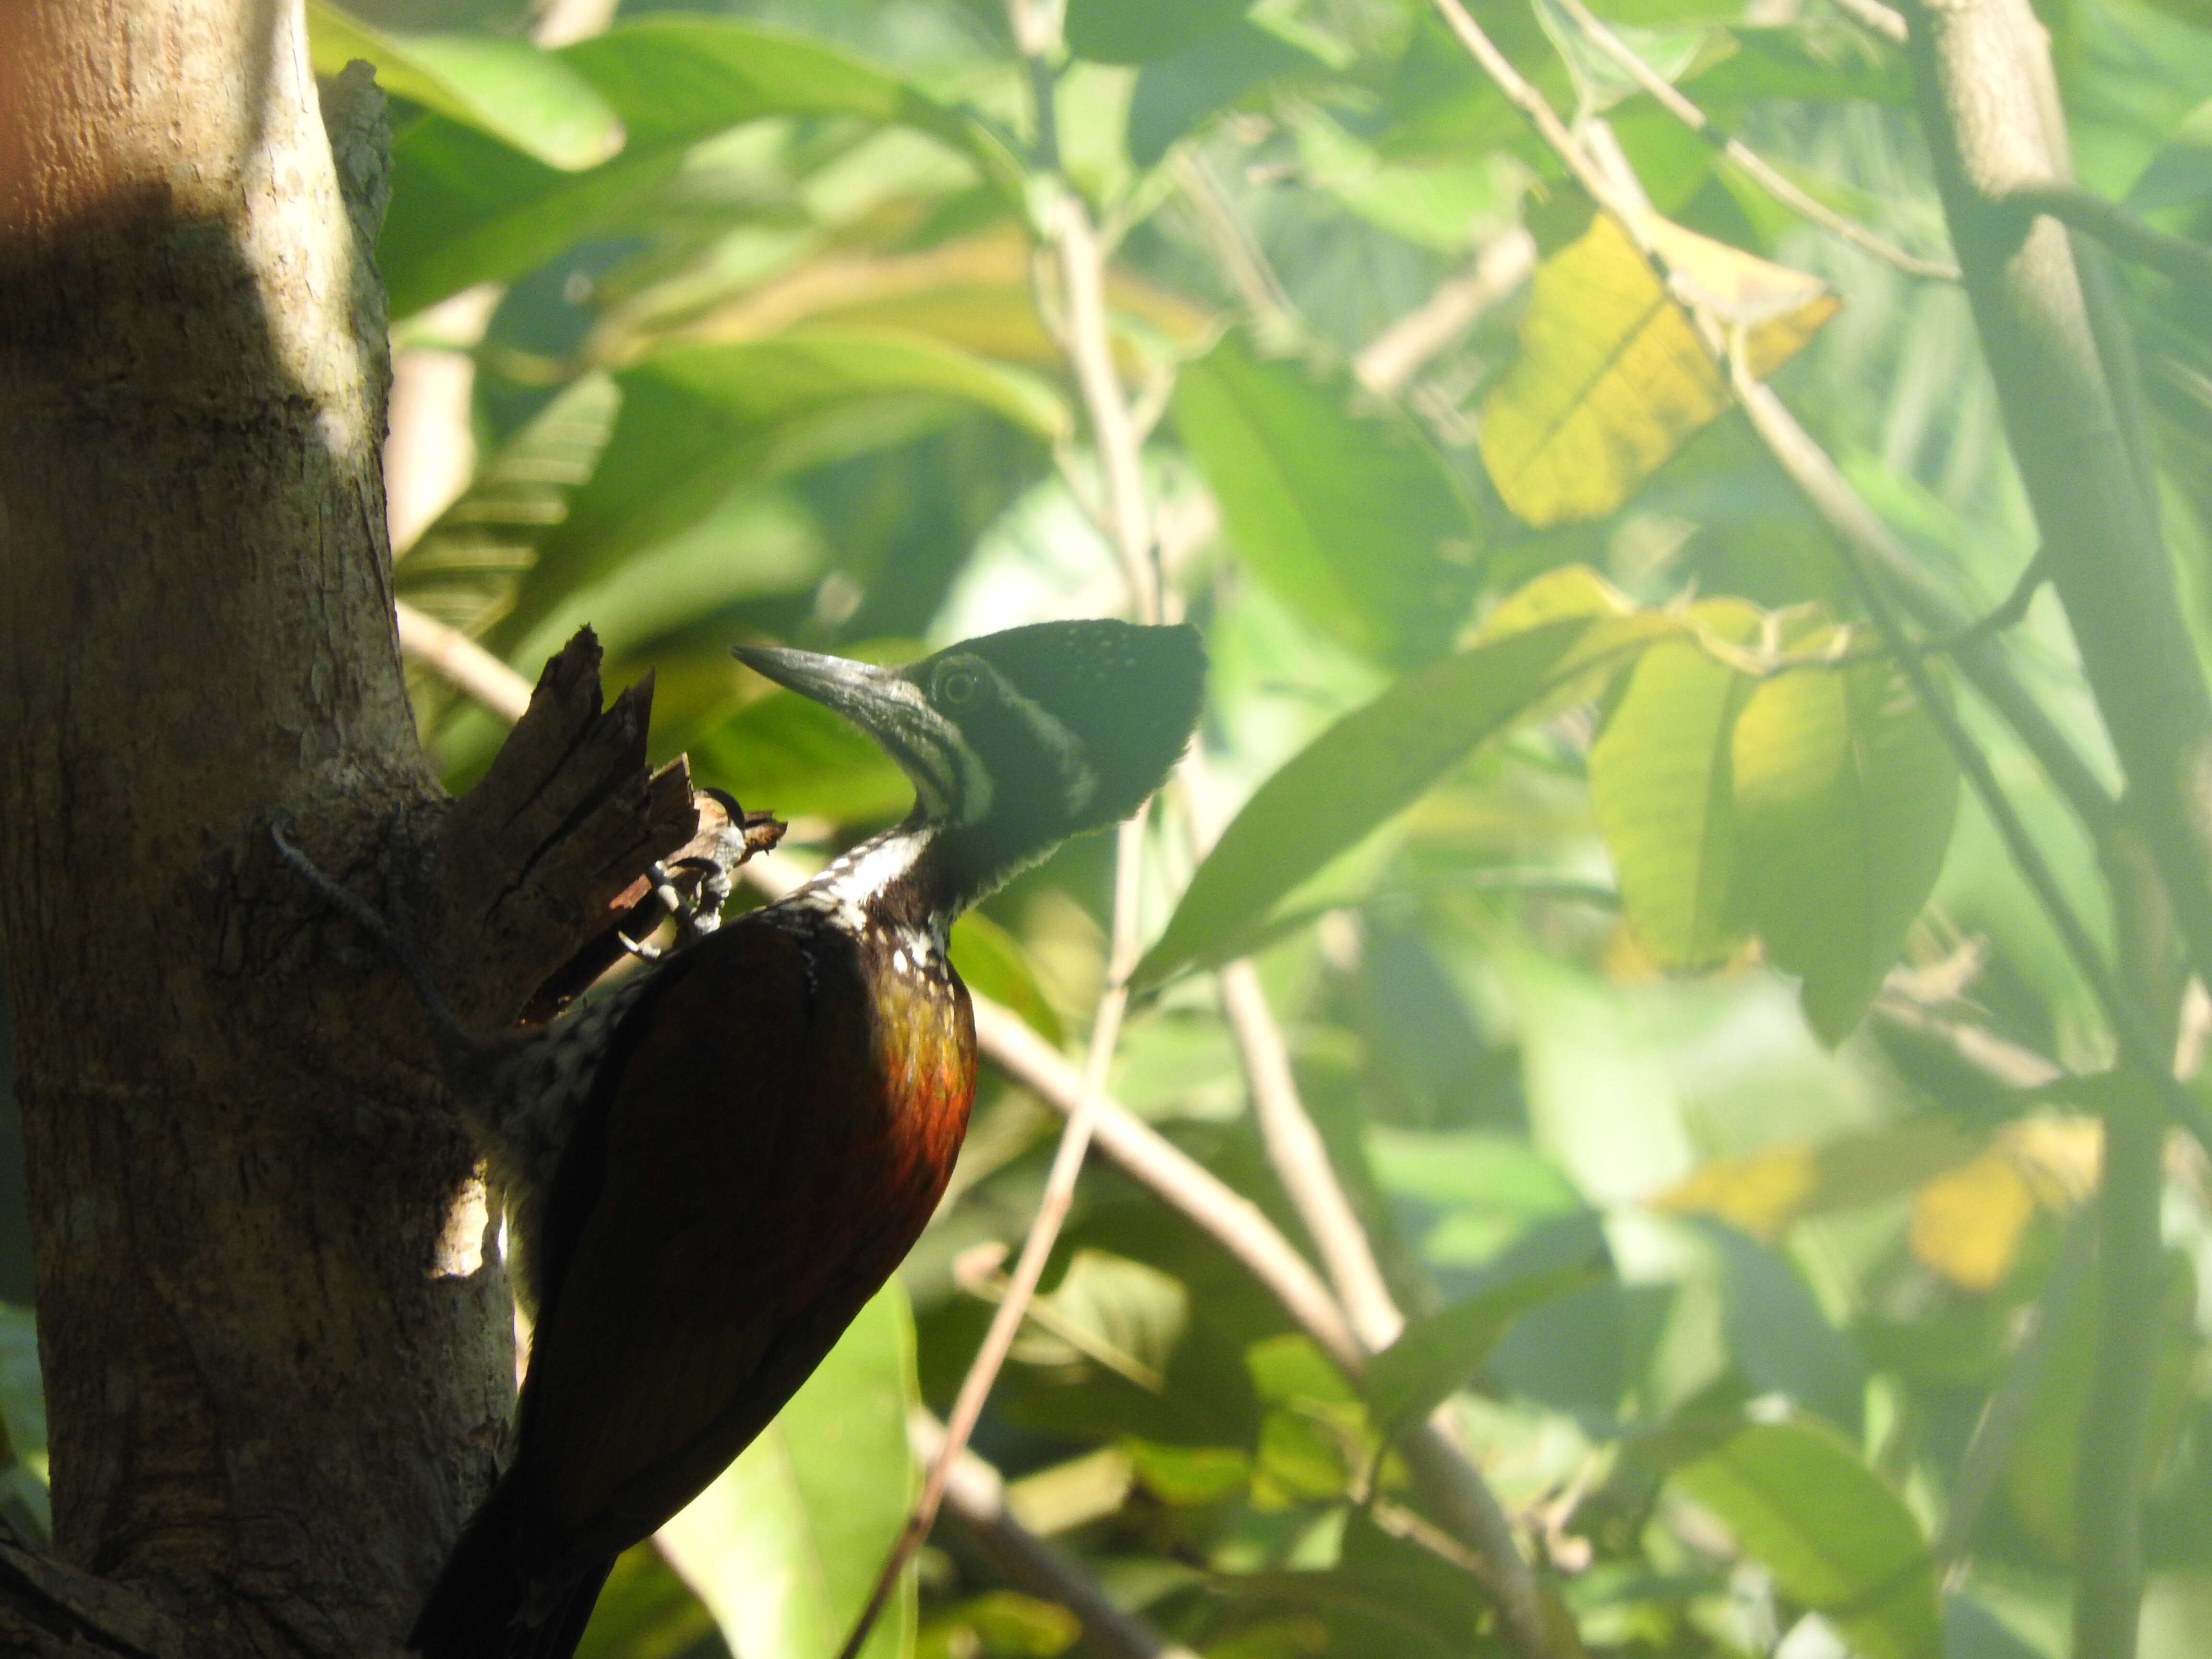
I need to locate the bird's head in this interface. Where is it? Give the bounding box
[733,620,1205,909]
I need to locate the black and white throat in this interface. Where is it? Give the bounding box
[762,822,959,986]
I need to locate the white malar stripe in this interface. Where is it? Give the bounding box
[981,667,1097,817]
[787,827,931,932]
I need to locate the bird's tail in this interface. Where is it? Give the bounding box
[408,1478,613,1659]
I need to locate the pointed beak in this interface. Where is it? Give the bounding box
[731,642,914,747]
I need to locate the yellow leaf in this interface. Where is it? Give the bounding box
[1479,212,1835,527]
[1643,216,1842,376]
[596,226,1213,371]
[1910,1148,2039,1292]
[1656,1117,1984,1239]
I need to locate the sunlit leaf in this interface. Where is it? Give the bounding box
[1670,1414,1941,1659]
[599,226,1212,374]
[656,1283,917,1659]
[573,1543,721,1659]
[919,1591,1081,1659]
[1124,1438,1253,1505]
[307,0,624,170]
[1731,650,1960,1043]
[1174,333,1480,666]
[381,17,1023,314]
[397,372,622,649]
[1587,604,1762,967]
[1479,212,1835,526]
[1135,609,1668,986]
[1655,1118,1986,1239]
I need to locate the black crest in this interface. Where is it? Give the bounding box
[941,619,1205,833]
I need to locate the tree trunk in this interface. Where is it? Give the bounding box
[0,4,692,1651]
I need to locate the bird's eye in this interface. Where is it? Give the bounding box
[939,668,978,705]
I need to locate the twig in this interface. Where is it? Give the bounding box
[1430,0,2120,854]
[969,1000,1362,1365]
[1217,961,1403,1351]
[394,599,532,723]
[1870,995,2063,1090]
[1046,187,1160,624]
[1999,180,2212,293]
[1829,0,1910,43]
[914,1412,1201,1659]
[1174,152,1305,349]
[1735,351,2212,1157]
[1354,229,1537,397]
[1550,0,1959,281]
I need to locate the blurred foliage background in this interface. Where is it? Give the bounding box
[10,0,2212,1654]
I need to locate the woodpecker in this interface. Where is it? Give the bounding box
[361,619,1203,1659]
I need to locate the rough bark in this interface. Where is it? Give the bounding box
[0,3,691,1652]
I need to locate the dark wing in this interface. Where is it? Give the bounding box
[507,919,969,1563]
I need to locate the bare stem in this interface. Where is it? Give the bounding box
[394,600,532,724]
[914,1411,1200,1659]
[1998,180,2212,292]
[1551,0,1959,280]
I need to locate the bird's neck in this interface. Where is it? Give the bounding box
[781,820,961,949]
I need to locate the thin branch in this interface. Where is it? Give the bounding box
[1354,230,1537,397]
[1735,352,2212,1158]
[1550,0,1959,281]
[914,1411,1201,1659]
[395,599,532,723]
[1828,0,1910,43]
[1998,180,2212,293]
[1173,152,1305,350]
[1217,961,1403,1351]
[1871,995,2064,1090]
[969,999,1362,1365]
[1429,0,2120,854]
[1046,188,1160,624]
[1173,746,1556,1657]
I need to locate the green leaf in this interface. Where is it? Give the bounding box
[0,1305,47,1543]
[1670,1415,1940,1659]
[694,689,912,827]
[306,0,624,171]
[920,1591,1082,1659]
[1363,1236,1606,1431]
[381,17,1022,314]
[1587,607,1761,967]
[1067,0,1251,64]
[1133,609,1663,987]
[950,913,1063,1045]
[482,333,1064,658]
[396,371,622,647]
[1123,1438,1254,1505]
[1128,23,1326,168]
[1173,333,1479,665]
[1730,651,1960,1044]
[657,1282,918,1659]
[573,1543,719,1659]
